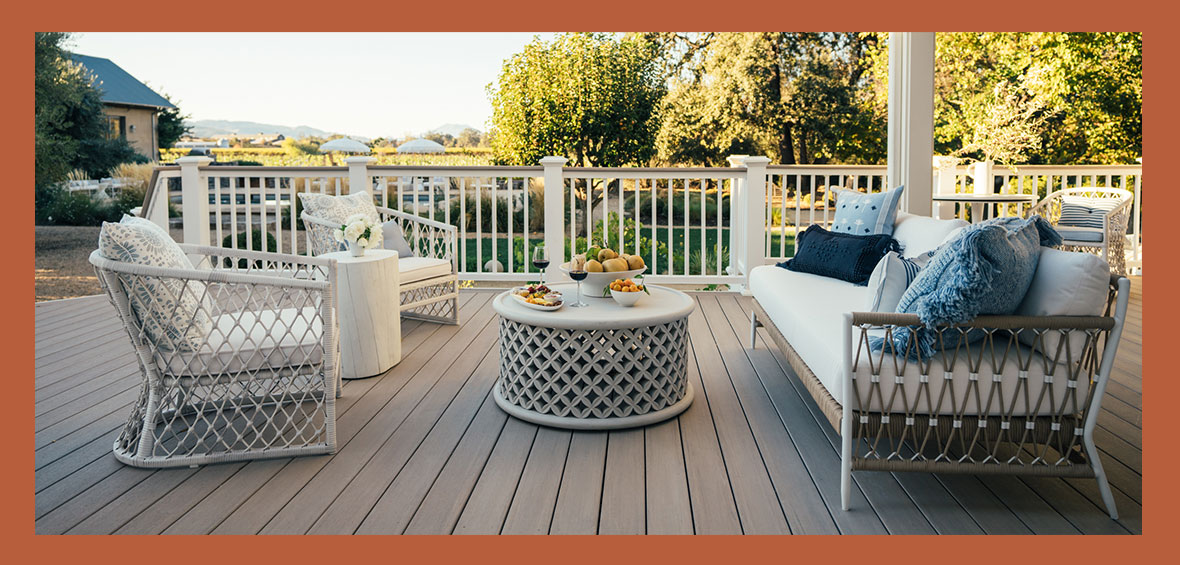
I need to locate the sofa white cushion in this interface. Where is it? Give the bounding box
[751,264,868,405]
[892,212,968,258]
[1016,247,1110,357]
[399,257,452,284]
[161,307,322,376]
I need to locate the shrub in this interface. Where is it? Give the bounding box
[221,229,279,268]
[38,189,122,225]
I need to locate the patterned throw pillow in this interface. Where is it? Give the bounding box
[779,224,900,285]
[99,217,212,351]
[1058,195,1122,229]
[830,185,905,236]
[298,191,381,255]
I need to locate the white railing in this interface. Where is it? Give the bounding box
[934,162,1143,271]
[764,164,889,262]
[141,156,1144,287]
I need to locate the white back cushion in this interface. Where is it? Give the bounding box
[1016,248,1110,358]
[891,212,968,258]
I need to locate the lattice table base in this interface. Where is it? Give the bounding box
[494,317,694,430]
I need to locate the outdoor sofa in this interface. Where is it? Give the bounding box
[749,212,1130,519]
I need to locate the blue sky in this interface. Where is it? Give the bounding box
[69,32,556,138]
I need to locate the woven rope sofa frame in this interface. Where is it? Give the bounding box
[1029,187,1134,275]
[750,275,1130,519]
[301,203,459,325]
[90,245,340,468]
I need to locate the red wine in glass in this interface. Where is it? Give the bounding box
[568,269,589,307]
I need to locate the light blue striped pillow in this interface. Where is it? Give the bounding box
[1059,195,1121,229]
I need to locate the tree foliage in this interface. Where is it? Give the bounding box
[156,94,191,149]
[36,31,149,221]
[867,32,1141,165]
[649,32,885,166]
[488,33,666,167]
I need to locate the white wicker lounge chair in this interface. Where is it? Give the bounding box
[91,245,340,468]
[301,197,459,325]
[1030,187,1133,274]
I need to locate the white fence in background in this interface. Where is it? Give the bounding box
[141,156,1144,287]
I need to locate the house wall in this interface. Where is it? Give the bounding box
[103,104,159,160]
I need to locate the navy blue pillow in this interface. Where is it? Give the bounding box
[778,224,900,285]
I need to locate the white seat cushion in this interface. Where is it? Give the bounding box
[752,264,1079,416]
[399,257,452,284]
[750,264,867,405]
[160,307,322,377]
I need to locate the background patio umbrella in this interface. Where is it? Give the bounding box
[319,137,371,154]
[396,138,446,154]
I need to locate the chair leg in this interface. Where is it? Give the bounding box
[1085,432,1119,519]
[749,311,759,349]
[841,412,853,511]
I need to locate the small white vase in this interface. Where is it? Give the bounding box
[347,241,365,257]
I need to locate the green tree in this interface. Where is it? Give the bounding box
[35,32,105,200]
[456,127,483,148]
[156,94,190,149]
[651,32,885,166]
[487,33,666,167]
[866,32,1142,165]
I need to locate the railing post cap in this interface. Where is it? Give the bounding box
[175,156,213,166]
[743,156,771,166]
[726,154,749,167]
[344,156,377,165]
[539,156,568,166]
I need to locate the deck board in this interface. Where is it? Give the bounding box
[33,279,1144,535]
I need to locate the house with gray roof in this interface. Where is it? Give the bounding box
[70,54,176,160]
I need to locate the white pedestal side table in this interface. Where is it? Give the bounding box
[492,283,695,430]
[322,249,401,380]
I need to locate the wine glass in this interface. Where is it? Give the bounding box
[568,268,589,307]
[532,245,549,286]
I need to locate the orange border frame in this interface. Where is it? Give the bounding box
[6,2,1173,561]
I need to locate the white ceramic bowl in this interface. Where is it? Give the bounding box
[610,288,645,307]
[559,264,646,298]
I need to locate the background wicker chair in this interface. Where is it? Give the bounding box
[1030,187,1133,274]
[301,201,459,325]
[91,246,340,468]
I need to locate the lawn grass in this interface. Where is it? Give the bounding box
[456,227,796,275]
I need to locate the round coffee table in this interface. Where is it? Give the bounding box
[492,283,695,430]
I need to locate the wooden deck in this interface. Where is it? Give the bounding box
[34,282,1144,535]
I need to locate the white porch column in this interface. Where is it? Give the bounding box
[540,156,568,279]
[887,32,936,216]
[346,156,376,194]
[176,156,212,247]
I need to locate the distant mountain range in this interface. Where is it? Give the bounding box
[188,120,343,140]
[187,119,481,141]
[428,123,479,137]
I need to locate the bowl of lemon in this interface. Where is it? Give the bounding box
[559,246,646,298]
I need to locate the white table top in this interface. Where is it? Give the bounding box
[493,283,695,330]
[320,249,399,264]
[931,193,1037,202]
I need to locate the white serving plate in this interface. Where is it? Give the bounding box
[510,287,564,312]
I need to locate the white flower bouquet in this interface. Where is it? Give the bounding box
[334,214,383,256]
